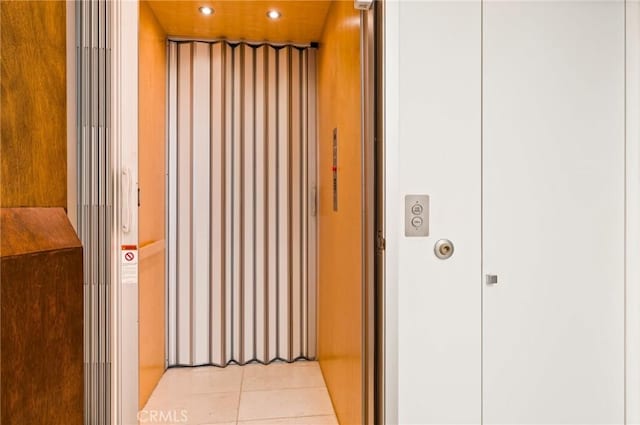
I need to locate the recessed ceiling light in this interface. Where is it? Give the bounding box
[199,6,214,16]
[267,10,281,19]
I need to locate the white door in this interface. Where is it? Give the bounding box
[482,1,626,423]
[389,1,627,423]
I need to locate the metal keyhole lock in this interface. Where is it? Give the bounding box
[434,239,454,260]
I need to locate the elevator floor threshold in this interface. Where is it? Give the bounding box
[140,360,338,425]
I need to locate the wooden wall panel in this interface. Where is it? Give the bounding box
[147,0,331,45]
[317,2,363,424]
[0,1,67,208]
[1,208,83,425]
[138,0,167,408]
[138,241,166,407]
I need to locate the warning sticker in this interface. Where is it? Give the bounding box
[121,244,138,284]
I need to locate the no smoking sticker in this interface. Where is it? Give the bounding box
[121,245,138,284]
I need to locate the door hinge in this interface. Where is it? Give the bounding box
[138,188,141,207]
[376,231,386,252]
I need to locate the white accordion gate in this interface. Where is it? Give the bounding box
[167,41,318,366]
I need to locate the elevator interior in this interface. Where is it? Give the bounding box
[138,1,370,424]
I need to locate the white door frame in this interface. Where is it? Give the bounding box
[111,0,139,424]
[384,0,640,423]
[383,1,400,423]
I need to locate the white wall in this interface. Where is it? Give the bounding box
[627,1,640,423]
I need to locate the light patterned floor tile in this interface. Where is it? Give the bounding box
[151,366,243,401]
[242,361,326,391]
[237,387,334,421]
[143,361,337,425]
[237,414,339,425]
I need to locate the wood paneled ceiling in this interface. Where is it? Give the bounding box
[146,0,333,44]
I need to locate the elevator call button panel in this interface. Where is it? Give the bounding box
[405,194,429,237]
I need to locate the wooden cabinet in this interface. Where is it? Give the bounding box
[1,208,83,425]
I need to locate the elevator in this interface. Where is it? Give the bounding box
[75,0,640,422]
[134,2,379,424]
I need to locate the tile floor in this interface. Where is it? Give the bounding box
[140,361,338,425]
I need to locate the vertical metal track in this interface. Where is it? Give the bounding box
[167,41,318,366]
[77,0,111,423]
[361,5,377,424]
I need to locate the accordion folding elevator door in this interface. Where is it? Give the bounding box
[167,40,318,367]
